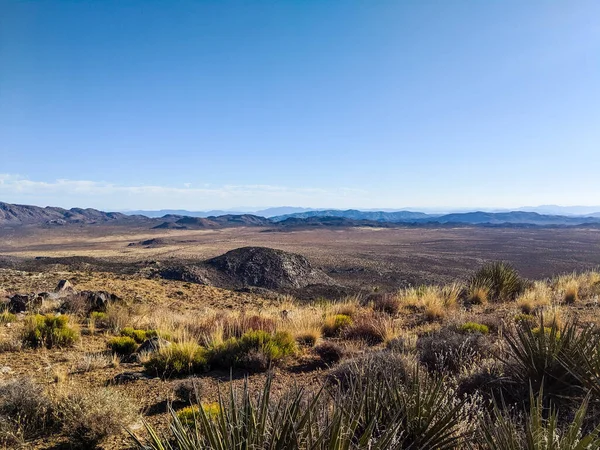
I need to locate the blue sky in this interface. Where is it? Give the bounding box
[1,0,599,211]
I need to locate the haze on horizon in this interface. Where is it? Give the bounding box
[1,1,599,211]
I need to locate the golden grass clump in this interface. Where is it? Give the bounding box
[516,281,552,314]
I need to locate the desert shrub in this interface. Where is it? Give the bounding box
[22,314,79,349]
[210,330,296,371]
[368,292,400,315]
[76,352,116,373]
[514,313,537,327]
[0,311,16,324]
[55,386,138,447]
[295,330,319,347]
[89,311,109,328]
[108,336,138,355]
[457,359,508,401]
[120,327,147,343]
[465,286,489,305]
[327,351,416,390]
[313,341,345,364]
[417,326,491,374]
[321,314,352,337]
[173,377,203,404]
[0,377,54,445]
[386,335,412,353]
[177,403,221,426]
[459,322,489,334]
[343,317,388,345]
[144,342,209,377]
[470,261,525,302]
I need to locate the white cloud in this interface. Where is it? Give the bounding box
[0,174,369,210]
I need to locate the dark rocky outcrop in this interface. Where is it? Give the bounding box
[207,246,333,290]
[136,337,171,355]
[159,265,212,284]
[61,290,123,314]
[55,279,74,293]
[8,293,43,313]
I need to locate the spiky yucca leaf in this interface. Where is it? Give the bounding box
[476,389,600,450]
[502,318,583,399]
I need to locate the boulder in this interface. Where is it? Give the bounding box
[136,337,171,355]
[8,294,43,313]
[55,279,74,293]
[83,290,121,312]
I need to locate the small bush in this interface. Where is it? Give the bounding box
[22,314,79,349]
[417,327,490,374]
[0,311,16,324]
[322,314,352,337]
[295,330,320,347]
[210,330,296,371]
[343,318,387,345]
[55,386,138,447]
[120,327,147,343]
[0,377,54,445]
[327,351,415,391]
[144,342,209,377]
[465,286,489,305]
[368,293,400,315]
[469,261,525,302]
[514,313,536,327]
[173,378,203,404]
[108,336,138,355]
[313,341,346,364]
[89,311,109,328]
[459,322,489,334]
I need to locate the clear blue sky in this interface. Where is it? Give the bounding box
[1,0,599,211]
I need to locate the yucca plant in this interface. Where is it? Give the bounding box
[502,318,584,402]
[475,389,600,450]
[559,325,600,400]
[469,262,525,302]
[333,368,468,449]
[131,370,467,449]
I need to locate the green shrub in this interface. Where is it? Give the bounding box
[120,327,147,343]
[22,314,79,349]
[177,403,221,426]
[144,342,209,377]
[322,314,353,337]
[459,322,489,334]
[0,311,17,324]
[108,336,138,355]
[514,313,536,326]
[89,311,109,327]
[210,330,296,370]
[469,261,525,302]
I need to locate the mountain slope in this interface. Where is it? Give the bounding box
[0,201,131,225]
[272,209,431,222]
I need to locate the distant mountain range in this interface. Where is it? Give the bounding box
[124,206,316,218]
[0,201,142,226]
[271,209,600,226]
[2,201,600,228]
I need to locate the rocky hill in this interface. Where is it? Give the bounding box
[0,201,135,226]
[206,246,334,289]
[153,214,272,229]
